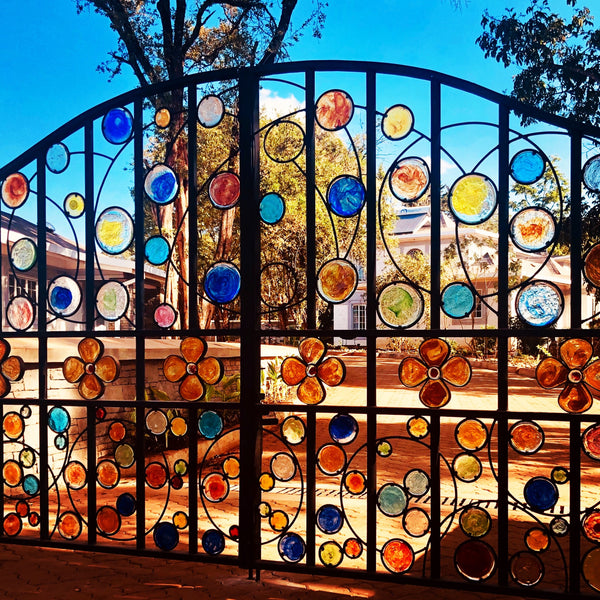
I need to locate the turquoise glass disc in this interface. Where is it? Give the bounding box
[96,207,134,255]
[102,107,133,144]
[22,474,39,496]
[144,164,178,205]
[377,483,407,517]
[510,149,545,184]
[48,406,70,433]
[584,155,600,192]
[260,193,285,224]
[46,143,69,174]
[441,283,475,319]
[524,477,558,512]
[516,281,563,327]
[204,262,241,303]
[327,175,365,217]
[198,411,223,439]
[145,235,170,265]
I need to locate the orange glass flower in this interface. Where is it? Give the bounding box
[0,339,24,398]
[536,338,600,414]
[163,337,224,401]
[280,338,345,405]
[398,338,471,408]
[63,338,120,400]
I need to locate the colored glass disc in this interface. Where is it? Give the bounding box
[154,303,177,328]
[404,469,429,496]
[116,493,136,517]
[281,416,306,445]
[198,410,223,439]
[3,461,23,487]
[209,172,240,209]
[377,439,392,456]
[204,262,241,304]
[377,282,423,328]
[460,506,491,538]
[145,462,168,489]
[377,483,407,517]
[279,532,305,562]
[510,552,543,586]
[115,444,134,468]
[6,296,34,331]
[524,476,558,512]
[173,512,188,530]
[48,276,81,317]
[269,510,289,532]
[46,143,69,173]
[403,507,430,537]
[102,107,133,144]
[407,416,429,439]
[317,259,358,304]
[327,175,365,217]
[171,417,187,437]
[154,522,179,551]
[344,470,366,495]
[64,192,84,218]
[455,540,496,581]
[64,461,87,490]
[58,512,82,540]
[583,511,600,543]
[48,406,70,433]
[154,108,170,128]
[453,453,482,482]
[381,539,414,573]
[144,235,170,266]
[510,421,544,454]
[510,149,545,184]
[97,460,119,489]
[381,104,414,140]
[583,424,600,460]
[10,238,37,272]
[516,281,563,327]
[317,444,346,476]
[583,548,600,592]
[456,419,488,451]
[316,504,343,533]
[223,456,240,479]
[510,207,555,252]
[3,412,24,440]
[316,90,353,131]
[96,207,134,255]
[264,120,305,163]
[441,283,474,319]
[584,244,600,287]
[329,413,358,444]
[2,172,29,209]
[145,409,168,435]
[319,541,343,567]
[449,174,497,225]
[583,155,600,192]
[144,164,178,205]
[202,472,229,502]
[260,193,285,224]
[271,452,296,481]
[202,529,225,555]
[389,157,430,202]
[344,538,363,559]
[96,280,129,321]
[525,527,550,552]
[198,95,224,128]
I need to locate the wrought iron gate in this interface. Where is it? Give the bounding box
[1,61,600,597]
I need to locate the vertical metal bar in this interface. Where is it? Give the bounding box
[188,84,199,331]
[238,69,262,570]
[429,79,441,579]
[497,104,510,587]
[365,70,377,572]
[37,153,49,541]
[133,96,146,552]
[305,70,317,331]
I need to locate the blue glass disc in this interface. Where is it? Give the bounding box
[316,504,343,534]
[22,474,39,496]
[260,193,285,224]
[153,522,179,551]
[516,281,563,327]
[583,155,600,192]
[54,434,67,450]
[278,533,306,562]
[102,107,133,144]
[46,143,69,174]
[441,283,475,319]
[48,407,70,433]
[329,414,358,445]
[202,529,225,555]
[377,483,408,517]
[48,275,81,316]
[198,411,223,439]
[510,150,545,184]
[145,236,170,265]
[144,164,178,205]
[204,262,241,304]
[116,493,136,516]
[524,477,558,512]
[327,176,365,218]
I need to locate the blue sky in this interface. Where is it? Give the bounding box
[0,0,558,166]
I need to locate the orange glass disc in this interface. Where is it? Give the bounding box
[583,511,600,543]
[1,356,23,381]
[179,374,205,401]
[203,472,229,502]
[344,537,363,559]
[317,444,346,476]
[442,356,471,386]
[145,462,168,489]
[97,460,119,488]
[456,419,488,451]
[181,337,206,363]
[318,357,345,386]
[560,338,592,368]
[399,357,428,387]
[420,338,449,367]
[173,511,188,529]
[15,500,29,517]
[558,383,592,413]
[317,259,357,303]
[3,460,23,487]
[420,379,450,408]
[344,470,366,495]
[536,358,568,388]
[510,421,544,454]
[64,461,87,490]
[525,527,550,552]
[154,108,171,128]
[97,506,120,536]
[3,412,24,439]
[297,377,325,405]
[381,539,414,573]
[79,338,102,363]
[585,244,600,287]
[58,512,82,540]
[170,416,188,437]
[407,416,429,439]
[299,338,325,364]
[108,421,126,442]
[223,456,240,479]
[3,513,21,536]
[197,357,223,385]
[269,510,289,532]
[316,90,353,131]
[259,472,275,492]
[2,173,29,208]
[281,357,306,386]
[163,355,187,382]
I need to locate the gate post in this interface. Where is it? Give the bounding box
[238,68,262,571]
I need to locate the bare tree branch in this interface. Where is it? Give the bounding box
[258,0,298,66]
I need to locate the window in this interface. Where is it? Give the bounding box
[9,275,38,304]
[475,294,483,319]
[352,304,366,330]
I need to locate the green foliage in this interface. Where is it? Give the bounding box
[205,373,240,402]
[509,315,553,357]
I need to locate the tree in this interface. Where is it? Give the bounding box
[477,0,600,126]
[76,0,326,327]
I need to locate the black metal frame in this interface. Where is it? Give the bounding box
[0,61,599,598]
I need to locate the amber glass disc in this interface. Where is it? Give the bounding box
[399,357,428,388]
[145,462,168,489]
[1,173,29,209]
[316,90,354,131]
[407,416,429,439]
[202,472,229,502]
[259,472,275,492]
[297,377,325,405]
[64,461,87,490]
[381,539,414,573]
[317,259,358,304]
[455,540,496,581]
[456,419,488,452]
[3,412,24,440]
[582,424,600,460]
[97,506,121,536]
[460,506,491,538]
[108,421,126,442]
[318,357,345,386]
[170,416,188,437]
[154,108,171,128]
[344,538,363,559]
[510,552,543,586]
[317,444,346,476]
[344,470,366,495]
[97,460,120,489]
[420,379,451,408]
[78,374,105,400]
[269,510,289,532]
[223,456,240,479]
[510,421,544,454]
[3,513,21,536]
[3,460,23,487]
[58,512,82,540]
[525,527,550,552]
[536,358,567,389]
[584,244,600,287]
[381,104,414,140]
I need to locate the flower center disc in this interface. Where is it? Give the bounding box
[428,366,441,380]
[187,363,198,375]
[568,369,583,383]
[85,363,95,375]
[306,364,318,378]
